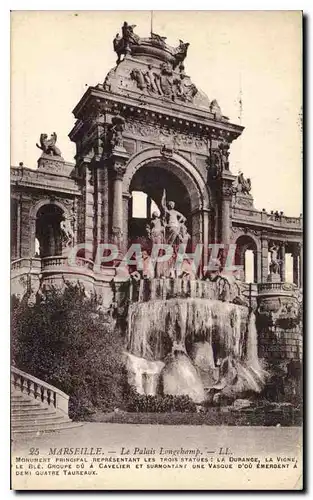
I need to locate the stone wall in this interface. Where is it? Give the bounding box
[258,327,302,362]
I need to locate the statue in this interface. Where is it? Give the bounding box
[160,62,175,100]
[175,66,198,102]
[151,33,167,46]
[122,22,140,45]
[172,39,190,69]
[179,222,191,245]
[60,218,74,248]
[36,133,62,157]
[113,33,123,64]
[107,115,125,149]
[234,172,252,195]
[130,68,146,90]
[210,99,222,119]
[144,65,161,94]
[269,243,280,275]
[113,22,140,64]
[146,211,165,245]
[141,250,155,279]
[164,201,187,246]
[208,150,222,180]
[218,140,230,171]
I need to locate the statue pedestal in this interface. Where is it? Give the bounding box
[37,154,65,173]
[267,272,281,283]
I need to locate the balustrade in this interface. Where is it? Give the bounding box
[11,366,69,415]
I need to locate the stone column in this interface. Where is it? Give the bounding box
[122,192,131,250]
[112,164,126,249]
[220,173,236,245]
[220,175,235,267]
[84,164,94,258]
[261,237,269,283]
[279,242,286,282]
[256,248,262,283]
[202,208,210,275]
[146,196,152,219]
[292,245,299,286]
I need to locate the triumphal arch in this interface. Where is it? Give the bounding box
[11,23,303,364]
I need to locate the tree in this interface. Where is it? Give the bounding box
[11,283,128,419]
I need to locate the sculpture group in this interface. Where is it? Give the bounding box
[131,62,197,103]
[112,22,196,103]
[146,191,190,247]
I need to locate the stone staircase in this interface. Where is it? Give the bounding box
[11,367,83,436]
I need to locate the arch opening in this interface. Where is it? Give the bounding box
[235,235,258,283]
[128,163,192,244]
[35,204,64,257]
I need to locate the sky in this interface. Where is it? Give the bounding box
[11,10,302,216]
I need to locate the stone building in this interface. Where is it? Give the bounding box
[11,24,302,364]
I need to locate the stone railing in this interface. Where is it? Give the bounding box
[11,366,69,416]
[128,277,252,307]
[232,206,302,230]
[11,258,41,274]
[41,255,94,272]
[258,282,298,294]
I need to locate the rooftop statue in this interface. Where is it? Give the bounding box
[150,32,167,46]
[233,172,252,195]
[172,39,190,69]
[36,132,62,157]
[113,22,140,64]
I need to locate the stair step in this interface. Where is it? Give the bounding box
[12,418,70,429]
[11,412,55,422]
[12,422,83,434]
[11,404,50,410]
[11,402,43,408]
[12,414,65,423]
[11,376,78,436]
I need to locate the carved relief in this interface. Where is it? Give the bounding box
[123,119,209,152]
[231,226,260,236]
[257,295,300,331]
[130,63,198,103]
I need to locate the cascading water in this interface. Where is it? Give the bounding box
[125,282,266,403]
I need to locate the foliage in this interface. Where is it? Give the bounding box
[126,393,197,413]
[11,283,128,420]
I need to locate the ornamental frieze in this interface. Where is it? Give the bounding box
[123,119,209,153]
[231,226,260,236]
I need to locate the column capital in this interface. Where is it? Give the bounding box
[113,163,127,181]
[220,171,237,200]
[109,149,129,180]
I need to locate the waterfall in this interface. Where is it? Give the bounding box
[245,310,267,387]
[246,311,259,367]
[126,291,266,402]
